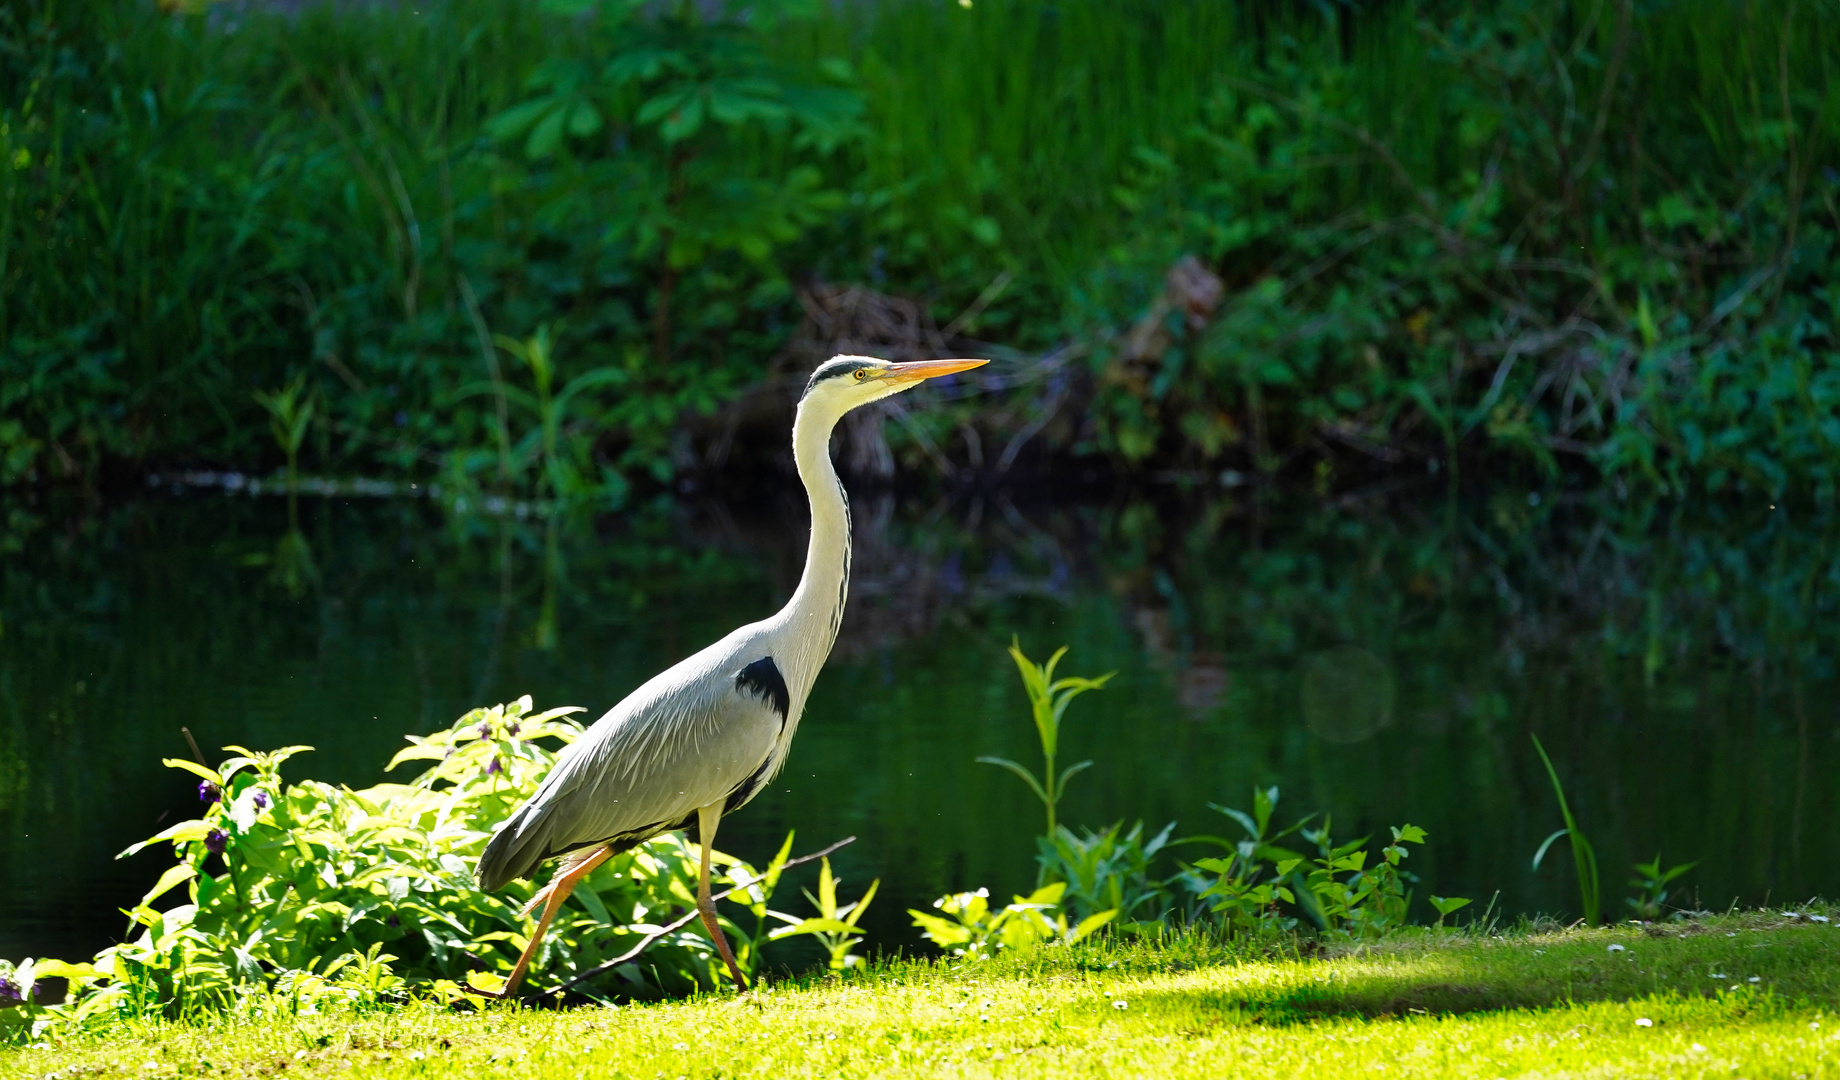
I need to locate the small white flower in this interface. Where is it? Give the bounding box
[1749,976,1762,983]
[1607,944,1626,953]
[1103,990,1113,997]
[1635,1018,1653,1028]
[1690,1043,1707,1053]
[1812,1022,1822,1031]
[1811,915,1831,923]
[975,887,989,898]
[1710,973,1727,979]
[672,1042,687,1051]
[1113,1000,1128,1010]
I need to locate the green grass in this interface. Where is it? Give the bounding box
[9,911,1838,1079]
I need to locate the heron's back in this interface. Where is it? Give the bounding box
[476,631,788,891]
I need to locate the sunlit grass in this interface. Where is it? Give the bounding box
[8,911,1836,1079]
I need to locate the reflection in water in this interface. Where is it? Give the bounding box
[0,486,1835,965]
[1301,647,1395,745]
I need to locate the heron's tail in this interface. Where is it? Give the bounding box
[476,800,555,893]
[477,799,670,893]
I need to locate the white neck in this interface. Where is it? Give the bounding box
[775,396,853,698]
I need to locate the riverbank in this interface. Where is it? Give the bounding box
[6,911,1836,1077]
[5,0,1837,501]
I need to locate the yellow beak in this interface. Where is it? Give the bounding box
[881,358,989,384]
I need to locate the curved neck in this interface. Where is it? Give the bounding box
[778,398,852,692]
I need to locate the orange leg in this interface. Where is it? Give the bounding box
[696,803,749,992]
[496,845,612,999]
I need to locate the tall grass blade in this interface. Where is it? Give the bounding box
[1530,734,1601,927]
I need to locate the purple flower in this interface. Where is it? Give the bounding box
[485,757,502,777]
[204,828,229,855]
[387,915,401,928]
[477,723,491,739]
[252,790,270,810]
[506,722,521,738]
[199,781,220,804]
[0,973,23,1007]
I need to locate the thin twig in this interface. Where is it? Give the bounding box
[542,835,858,998]
[181,727,208,767]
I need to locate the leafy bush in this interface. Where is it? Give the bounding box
[1187,787,1468,942]
[908,883,1115,960]
[8,697,837,1039]
[1035,821,1178,930]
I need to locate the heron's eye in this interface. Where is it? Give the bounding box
[853,369,867,381]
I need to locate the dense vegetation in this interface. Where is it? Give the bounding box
[4,0,1837,501]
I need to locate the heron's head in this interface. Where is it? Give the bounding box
[800,355,989,416]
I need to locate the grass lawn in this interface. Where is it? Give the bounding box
[6,911,1837,1079]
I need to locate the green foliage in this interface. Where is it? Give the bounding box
[445,325,631,503]
[1291,821,1428,939]
[977,640,1114,835]
[1190,786,1309,941]
[1192,788,1466,941]
[20,697,826,1033]
[1628,854,1700,921]
[766,856,879,972]
[908,883,1115,960]
[1532,734,1604,927]
[253,378,316,492]
[5,0,1838,497]
[1034,821,1175,929]
[1429,895,1474,929]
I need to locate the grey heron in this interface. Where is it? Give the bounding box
[477,354,988,996]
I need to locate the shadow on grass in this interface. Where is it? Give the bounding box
[1127,920,1840,1024]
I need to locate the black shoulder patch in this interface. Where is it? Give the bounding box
[735,656,790,724]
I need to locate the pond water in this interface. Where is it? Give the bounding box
[2,483,1836,966]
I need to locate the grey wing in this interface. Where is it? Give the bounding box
[476,653,786,890]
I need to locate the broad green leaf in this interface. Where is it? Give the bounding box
[139,863,197,908]
[768,917,860,940]
[526,108,568,160]
[1017,882,1066,908]
[658,95,706,143]
[163,758,222,783]
[118,819,213,859]
[842,878,878,926]
[1068,909,1117,943]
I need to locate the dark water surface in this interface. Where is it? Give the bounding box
[3,484,1836,965]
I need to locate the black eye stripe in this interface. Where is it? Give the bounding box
[803,359,880,397]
